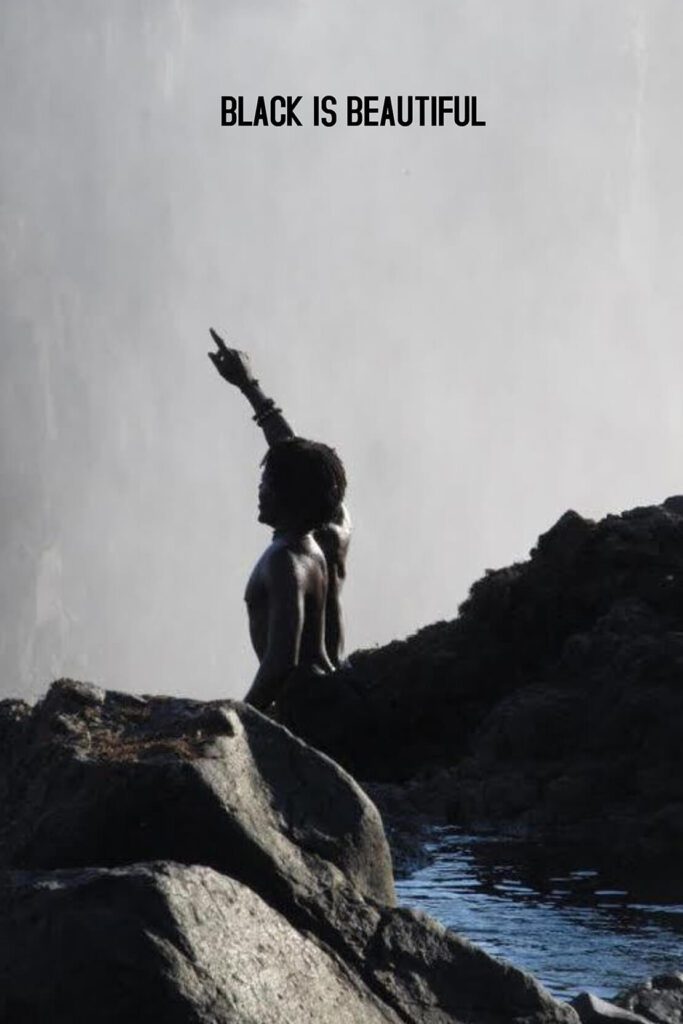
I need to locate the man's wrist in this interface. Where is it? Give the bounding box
[253,398,282,427]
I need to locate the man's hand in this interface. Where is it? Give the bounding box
[208,328,256,390]
[209,327,295,443]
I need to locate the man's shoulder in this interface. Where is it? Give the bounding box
[317,504,352,539]
[262,536,325,578]
[332,503,352,534]
[261,539,297,568]
[314,504,352,562]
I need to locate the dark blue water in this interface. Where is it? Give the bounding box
[395,827,683,1001]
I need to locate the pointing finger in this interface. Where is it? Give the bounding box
[209,327,228,351]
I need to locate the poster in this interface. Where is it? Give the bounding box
[1,0,682,1008]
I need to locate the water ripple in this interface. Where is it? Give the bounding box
[395,827,683,1000]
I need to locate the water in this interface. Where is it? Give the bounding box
[395,827,683,1001]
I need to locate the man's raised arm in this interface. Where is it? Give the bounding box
[208,328,294,446]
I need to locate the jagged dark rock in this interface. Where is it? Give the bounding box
[0,679,578,1024]
[276,499,683,865]
[614,974,683,1024]
[570,992,650,1024]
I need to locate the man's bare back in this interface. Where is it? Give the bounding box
[243,533,332,709]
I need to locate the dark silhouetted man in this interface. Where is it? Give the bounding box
[208,328,350,710]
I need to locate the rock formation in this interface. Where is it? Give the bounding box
[0,679,577,1024]
[570,975,683,1024]
[614,974,683,1024]
[277,500,683,865]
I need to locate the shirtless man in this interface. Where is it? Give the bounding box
[208,328,351,710]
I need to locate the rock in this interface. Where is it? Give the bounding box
[650,976,683,990]
[663,496,683,516]
[570,992,650,1024]
[0,862,401,1024]
[0,862,577,1024]
[275,500,683,865]
[535,510,595,565]
[358,905,578,1024]
[0,680,578,1024]
[0,678,394,899]
[0,696,30,773]
[615,975,683,1024]
[0,678,394,956]
[362,780,440,877]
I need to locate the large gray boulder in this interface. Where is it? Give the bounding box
[0,679,393,922]
[0,679,579,1024]
[0,862,401,1024]
[0,860,577,1024]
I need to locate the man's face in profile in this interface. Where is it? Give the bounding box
[257,468,280,526]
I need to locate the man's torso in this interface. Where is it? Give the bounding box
[245,533,331,671]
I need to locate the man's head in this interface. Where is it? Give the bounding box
[258,437,346,531]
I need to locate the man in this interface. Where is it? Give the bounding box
[208,328,351,710]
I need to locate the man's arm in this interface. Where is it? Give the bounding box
[208,328,295,446]
[243,552,303,710]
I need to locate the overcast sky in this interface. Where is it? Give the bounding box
[2,1,682,701]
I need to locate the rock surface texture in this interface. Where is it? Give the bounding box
[277,500,683,866]
[570,992,650,1024]
[569,976,683,1024]
[0,679,578,1024]
[615,974,683,1024]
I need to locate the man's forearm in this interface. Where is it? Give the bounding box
[207,331,296,445]
[239,380,295,446]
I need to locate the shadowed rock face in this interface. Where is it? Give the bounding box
[276,500,683,864]
[570,975,683,1024]
[615,975,683,1024]
[0,679,578,1024]
[570,991,650,1024]
[0,679,394,911]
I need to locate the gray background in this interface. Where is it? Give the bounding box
[1,1,681,700]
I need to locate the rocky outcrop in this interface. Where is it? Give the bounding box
[0,679,393,919]
[569,977,683,1024]
[0,679,577,1024]
[570,992,650,1024]
[1,863,401,1024]
[277,500,683,864]
[615,974,683,1024]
